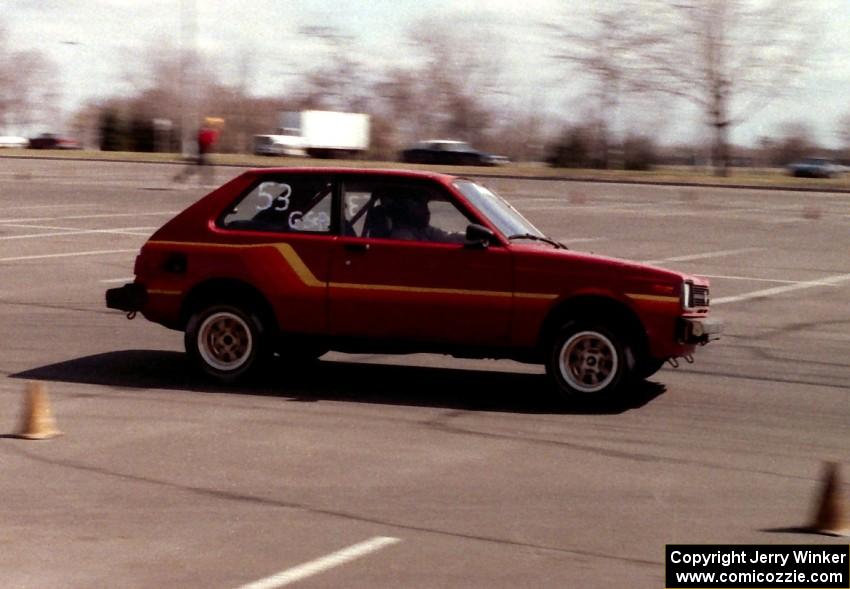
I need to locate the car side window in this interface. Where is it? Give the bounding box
[221,176,333,234]
[342,178,469,243]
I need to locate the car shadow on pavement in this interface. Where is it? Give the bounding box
[11,350,666,415]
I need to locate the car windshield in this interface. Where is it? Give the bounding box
[454,180,543,238]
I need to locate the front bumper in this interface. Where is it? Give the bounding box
[105,283,147,313]
[678,316,723,344]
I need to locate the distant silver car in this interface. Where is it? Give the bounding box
[786,158,845,178]
[252,134,307,157]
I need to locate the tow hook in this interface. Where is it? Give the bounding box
[667,355,695,369]
[126,311,137,320]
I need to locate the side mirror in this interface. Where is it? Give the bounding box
[464,223,495,249]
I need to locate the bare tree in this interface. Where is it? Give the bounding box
[646,0,813,175]
[295,26,372,112]
[839,112,850,157]
[81,40,281,153]
[545,1,663,168]
[403,16,506,146]
[114,40,216,124]
[370,67,424,155]
[489,103,551,163]
[766,121,818,166]
[219,47,261,153]
[363,17,508,155]
[0,24,58,132]
[68,100,103,148]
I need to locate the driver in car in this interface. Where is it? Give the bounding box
[385,194,466,243]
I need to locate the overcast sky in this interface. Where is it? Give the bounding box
[2,0,849,147]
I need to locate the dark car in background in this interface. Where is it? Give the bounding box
[786,158,845,178]
[28,133,81,150]
[401,140,509,166]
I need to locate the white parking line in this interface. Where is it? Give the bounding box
[555,237,609,245]
[0,249,137,263]
[0,226,155,239]
[0,211,180,224]
[642,247,763,265]
[0,203,97,211]
[765,218,806,225]
[525,204,811,223]
[698,273,841,286]
[523,201,651,212]
[712,272,850,305]
[235,536,401,589]
[100,277,136,284]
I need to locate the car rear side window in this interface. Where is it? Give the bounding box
[220,176,333,234]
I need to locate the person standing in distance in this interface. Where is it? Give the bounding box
[174,117,222,186]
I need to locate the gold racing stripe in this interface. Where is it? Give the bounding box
[271,243,324,288]
[329,281,555,299]
[145,240,558,300]
[330,281,507,297]
[150,241,324,287]
[626,293,680,303]
[515,292,558,300]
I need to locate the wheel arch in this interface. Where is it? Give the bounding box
[538,295,649,359]
[180,278,278,334]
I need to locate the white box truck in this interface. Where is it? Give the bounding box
[276,110,370,158]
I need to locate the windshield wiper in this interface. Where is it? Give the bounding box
[507,233,568,249]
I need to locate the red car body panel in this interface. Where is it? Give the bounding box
[327,236,514,345]
[118,167,717,365]
[509,244,706,358]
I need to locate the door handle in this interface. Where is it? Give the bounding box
[344,242,370,253]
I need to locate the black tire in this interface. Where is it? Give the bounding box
[185,304,270,382]
[276,340,329,365]
[633,357,666,380]
[545,322,634,401]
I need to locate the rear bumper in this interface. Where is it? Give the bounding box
[105,283,147,313]
[678,316,723,344]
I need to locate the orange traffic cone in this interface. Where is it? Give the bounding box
[809,462,848,536]
[16,381,62,440]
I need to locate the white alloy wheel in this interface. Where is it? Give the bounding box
[557,330,619,394]
[196,311,254,372]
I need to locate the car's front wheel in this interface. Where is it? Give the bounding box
[185,304,269,382]
[546,322,634,401]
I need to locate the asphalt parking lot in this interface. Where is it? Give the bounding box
[1,158,848,588]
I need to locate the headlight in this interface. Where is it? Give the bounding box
[681,281,692,310]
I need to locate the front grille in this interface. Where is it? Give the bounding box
[690,285,710,307]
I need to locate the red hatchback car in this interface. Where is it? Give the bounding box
[107,168,721,400]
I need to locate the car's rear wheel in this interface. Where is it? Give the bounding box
[277,340,328,365]
[546,322,633,401]
[185,304,269,382]
[634,357,666,380]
